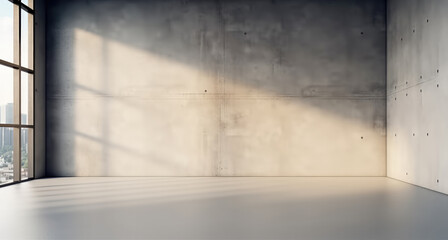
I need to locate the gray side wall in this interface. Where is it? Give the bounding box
[46,0,386,176]
[34,0,45,178]
[387,0,448,194]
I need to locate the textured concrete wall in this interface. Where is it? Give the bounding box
[46,0,386,176]
[387,0,448,194]
[34,0,45,178]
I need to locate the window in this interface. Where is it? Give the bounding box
[0,0,34,186]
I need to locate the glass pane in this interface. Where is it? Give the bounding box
[0,127,14,185]
[0,65,14,124]
[21,0,33,9]
[21,10,33,69]
[21,128,31,180]
[21,71,33,125]
[0,1,14,62]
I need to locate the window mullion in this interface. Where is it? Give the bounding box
[13,3,21,182]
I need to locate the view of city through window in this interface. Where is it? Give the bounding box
[0,0,34,185]
[0,108,30,183]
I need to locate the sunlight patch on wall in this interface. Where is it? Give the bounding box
[73,28,385,176]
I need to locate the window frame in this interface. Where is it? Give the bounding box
[0,0,35,187]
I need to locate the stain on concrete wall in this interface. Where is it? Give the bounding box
[388,0,448,193]
[46,0,386,176]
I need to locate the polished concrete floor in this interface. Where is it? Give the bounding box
[1,177,448,240]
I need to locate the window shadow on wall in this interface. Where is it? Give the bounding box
[45,0,387,176]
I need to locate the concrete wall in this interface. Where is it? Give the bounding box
[387,0,448,194]
[46,0,386,176]
[34,0,45,178]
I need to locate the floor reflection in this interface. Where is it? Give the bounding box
[1,177,448,239]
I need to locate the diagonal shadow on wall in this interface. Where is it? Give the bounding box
[45,0,386,177]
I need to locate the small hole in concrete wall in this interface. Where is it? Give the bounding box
[395,86,397,89]
[420,75,423,79]
[406,172,408,175]
[437,69,439,73]
[204,90,207,93]
[406,81,408,84]
[437,84,439,88]
[361,136,363,139]
[413,133,415,136]
[413,29,415,33]
[360,32,364,35]
[244,32,247,35]
[395,133,397,136]
[395,97,397,100]
[427,19,429,23]
[427,133,429,136]
[406,93,408,96]
[437,179,440,183]
[401,38,403,41]
[420,89,422,93]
